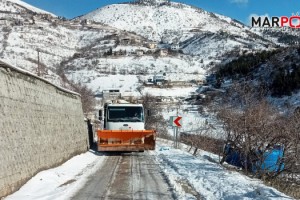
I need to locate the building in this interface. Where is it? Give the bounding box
[23,18,34,25]
[120,38,131,45]
[147,42,157,49]
[153,73,166,84]
[0,19,8,26]
[160,49,168,56]
[134,38,142,44]
[171,43,180,51]
[205,74,216,84]
[102,89,121,101]
[136,49,144,56]
[81,19,92,25]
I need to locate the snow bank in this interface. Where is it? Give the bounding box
[152,139,292,200]
[5,151,105,200]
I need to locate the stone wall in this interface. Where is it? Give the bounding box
[0,61,88,198]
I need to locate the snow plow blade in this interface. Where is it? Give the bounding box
[97,130,156,152]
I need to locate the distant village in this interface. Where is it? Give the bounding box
[0,0,183,60]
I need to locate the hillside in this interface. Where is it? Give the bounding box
[215,47,300,110]
[81,1,255,42]
[2,0,300,104]
[0,0,151,85]
[80,2,275,57]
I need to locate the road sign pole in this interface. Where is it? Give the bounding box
[177,127,180,148]
[173,126,176,148]
[177,127,179,148]
[175,126,178,148]
[175,126,177,148]
[176,126,179,148]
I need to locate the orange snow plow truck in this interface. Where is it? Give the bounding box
[97,101,156,152]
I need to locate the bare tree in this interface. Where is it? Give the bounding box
[217,83,288,177]
[142,94,169,138]
[70,81,96,115]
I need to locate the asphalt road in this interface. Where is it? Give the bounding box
[71,152,176,200]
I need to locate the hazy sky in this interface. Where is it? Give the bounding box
[22,0,300,24]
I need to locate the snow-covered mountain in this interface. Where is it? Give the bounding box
[62,1,280,95]
[80,2,248,42]
[80,1,276,56]
[0,0,55,16]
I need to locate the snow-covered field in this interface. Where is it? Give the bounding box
[142,86,198,97]
[5,139,293,200]
[154,139,292,200]
[66,55,207,91]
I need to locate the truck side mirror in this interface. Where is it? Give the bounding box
[147,109,151,117]
[99,110,103,121]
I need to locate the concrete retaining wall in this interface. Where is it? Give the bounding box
[0,61,88,197]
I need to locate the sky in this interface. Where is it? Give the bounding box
[22,0,300,24]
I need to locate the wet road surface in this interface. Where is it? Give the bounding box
[71,152,175,200]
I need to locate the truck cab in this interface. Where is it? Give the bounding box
[102,103,145,130]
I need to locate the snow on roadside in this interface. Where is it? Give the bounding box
[5,140,293,200]
[5,151,106,200]
[152,139,293,200]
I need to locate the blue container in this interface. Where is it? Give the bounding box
[224,144,285,173]
[224,144,243,168]
[256,145,285,173]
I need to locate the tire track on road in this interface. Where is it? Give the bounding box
[71,154,121,200]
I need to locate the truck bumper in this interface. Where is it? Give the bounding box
[97,130,156,152]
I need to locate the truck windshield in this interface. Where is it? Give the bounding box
[108,106,144,122]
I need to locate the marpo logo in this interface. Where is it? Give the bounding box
[252,13,300,28]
